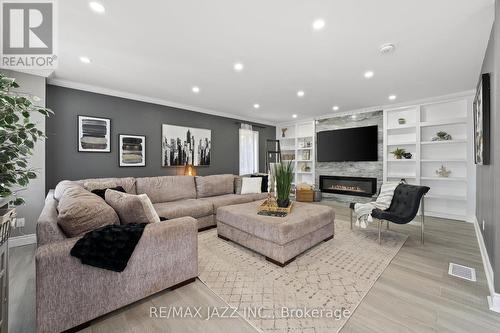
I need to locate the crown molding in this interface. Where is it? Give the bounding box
[47,78,277,127]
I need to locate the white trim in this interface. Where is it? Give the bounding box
[314,90,475,121]
[8,234,37,248]
[473,216,500,313]
[47,78,277,127]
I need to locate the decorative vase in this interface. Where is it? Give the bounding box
[396,155,402,159]
[277,198,290,208]
[398,118,406,125]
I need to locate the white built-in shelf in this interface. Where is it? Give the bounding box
[297,171,313,174]
[421,139,467,145]
[421,159,466,163]
[296,159,312,162]
[420,176,467,182]
[387,174,417,179]
[426,194,467,201]
[387,123,417,130]
[420,117,467,127]
[297,147,313,150]
[387,141,416,146]
[297,136,313,139]
[388,159,416,162]
[281,146,296,151]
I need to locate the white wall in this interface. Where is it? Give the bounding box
[1,70,46,237]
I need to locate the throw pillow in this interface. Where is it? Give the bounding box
[57,186,119,237]
[251,174,269,193]
[240,177,262,194]
[105,189,161,224]
[91,186,126,199]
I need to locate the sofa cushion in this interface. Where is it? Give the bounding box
[105,190,160,224]
[136,176,196,203]
[200,194,254,210]
[91,186,126,199]
[153,199,213,219]
[54,180,80,201]
[57,186,119,237]
[234,176,243,194]
[195,174,235,198]
[75,177,137,194]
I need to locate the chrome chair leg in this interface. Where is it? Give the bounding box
[421,196,425,245]
[378,219,382,245]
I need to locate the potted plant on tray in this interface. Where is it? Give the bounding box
[273,161,294,208]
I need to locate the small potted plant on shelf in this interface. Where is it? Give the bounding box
[391,148,406,159]
[273,161,294,208]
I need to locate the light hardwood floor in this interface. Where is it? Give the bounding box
[9,206,500,333]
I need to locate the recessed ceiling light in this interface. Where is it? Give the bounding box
[233,62,244,72]
[312,19,326,31]
[380,43,396,55]
[253,104,260,109]
[388,94,397,100]
[89,1,105,14]
[297,90,305,97]
[351,114,357,119]
[192,86,200,94]
[292,114,298,118]
[364,71,374,79]
[79,56,92,64]
[332,106,339,111]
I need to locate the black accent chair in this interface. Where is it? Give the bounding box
[349,184,430,244]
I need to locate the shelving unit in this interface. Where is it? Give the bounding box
[383,96,475,222]
[276,121,316,187]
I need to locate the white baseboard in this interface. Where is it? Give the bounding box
[473,216,500,313]
[8,234,37,248]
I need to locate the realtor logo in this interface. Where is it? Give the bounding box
[1,0,57,70]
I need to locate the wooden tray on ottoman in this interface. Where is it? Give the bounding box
[258,199,293,214]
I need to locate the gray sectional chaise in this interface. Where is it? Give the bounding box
[36,174,266,333]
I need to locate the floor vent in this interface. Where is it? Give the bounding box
[448,263,476,282]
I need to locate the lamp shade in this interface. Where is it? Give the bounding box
[184,164,197,176]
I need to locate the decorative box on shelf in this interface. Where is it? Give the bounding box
[296,189,314,202]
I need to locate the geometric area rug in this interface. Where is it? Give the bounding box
[198,219,407,333]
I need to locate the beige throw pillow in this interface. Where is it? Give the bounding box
[105,189,160,224]
[57,185,119,237]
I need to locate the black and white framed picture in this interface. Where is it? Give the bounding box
[161,124,211,166]
[473,73,490,165]
[78,116,111,152]
[119,135,146,167]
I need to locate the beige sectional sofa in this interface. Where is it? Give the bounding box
[36,174,267,333]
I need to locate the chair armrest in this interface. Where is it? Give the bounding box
[36,216,198,333]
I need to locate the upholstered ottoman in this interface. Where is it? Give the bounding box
[216,200,335,266]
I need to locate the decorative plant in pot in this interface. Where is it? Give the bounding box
[390,147,406,160]
[273,161,294,208]
[0,73,53,206]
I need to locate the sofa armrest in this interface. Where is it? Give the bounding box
[36,216,198,333]
[37,190,67,246]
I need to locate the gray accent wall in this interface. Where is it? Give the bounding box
[315,110,383,204]
[477,0,500,292]
[45,85,275,191]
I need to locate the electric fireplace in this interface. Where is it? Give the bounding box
[319,175,377,197]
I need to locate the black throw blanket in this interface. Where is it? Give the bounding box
[70,223,147,272]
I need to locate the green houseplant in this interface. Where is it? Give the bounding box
[0,73,53,206]
[390,147,406,159]
[273,161,294,208]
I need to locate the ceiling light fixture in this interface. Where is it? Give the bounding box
[297,90,305,97]
[380,43,396,55]
[364,71,374,79]
[89,1,105,14]
[79,56,92,64]
[292,114,298,119]
[192,86,200,94]
[332,106,339,111]
[351,114,357,119]
[233,62,244,72]
[312,19,326,31]
[253,104,260,109]
[388,94,397,100]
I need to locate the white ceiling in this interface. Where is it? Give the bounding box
[50,0,494,124]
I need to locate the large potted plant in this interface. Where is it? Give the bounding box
[273,161,294,208]
[0,73,53,206]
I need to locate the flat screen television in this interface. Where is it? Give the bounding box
[317,125,378,162]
